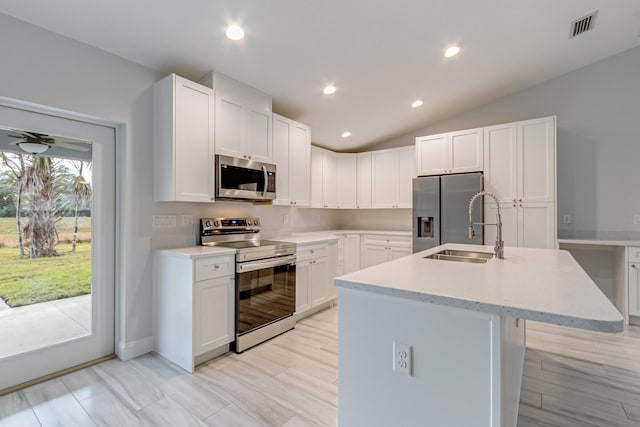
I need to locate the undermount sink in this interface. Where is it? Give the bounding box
[425,249,494,264]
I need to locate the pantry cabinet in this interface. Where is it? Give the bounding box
[371,146,415,208]
[416,127,483,176]
[153,74,215,203]
[272,114,311,206]
[154,249,235,372]
[483,116,556,249]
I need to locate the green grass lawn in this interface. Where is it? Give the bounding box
[0,217,92,307]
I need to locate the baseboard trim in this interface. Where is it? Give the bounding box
[116,335,154,361]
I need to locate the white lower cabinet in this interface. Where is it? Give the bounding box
[154,250,235,373]
[296,242,336,319]
[361,234,412,268]
[629,247,640,317]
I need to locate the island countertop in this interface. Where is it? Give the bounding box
[334,243,623,332]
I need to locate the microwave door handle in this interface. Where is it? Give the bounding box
[262,165,268,198]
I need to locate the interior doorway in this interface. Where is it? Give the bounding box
[0,100,115,391]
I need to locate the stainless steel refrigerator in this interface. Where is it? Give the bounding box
[413,173,483,253]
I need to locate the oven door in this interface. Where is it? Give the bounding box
[236,255,296,336]
[216,154,276,201]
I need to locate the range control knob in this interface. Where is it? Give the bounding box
[254,220,259,225]
[205,220,211,227]
[213,220,219,227]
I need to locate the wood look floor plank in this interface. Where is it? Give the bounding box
[138,396,207,427]
[22,379,97,427]
[59,367,110,402]
[622,402,640,422]
[203,404,269,427]
[0,391,40,427]
[79,388,146,427]
[92,360,165,411]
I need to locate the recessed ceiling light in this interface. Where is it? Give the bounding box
[412,100,424,108]
[341,131,351,138]
[444,46,460,58]
[324,85,337,95]
[226,25,245,41]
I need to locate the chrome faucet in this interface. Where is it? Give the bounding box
[468,191,504,259]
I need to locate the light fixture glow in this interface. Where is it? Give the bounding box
[226,25,245,41]
[444,46,460,58]
[323,85,337,95]
[412,100,424,108]
[341,131,351,138]
[17,142,50,154]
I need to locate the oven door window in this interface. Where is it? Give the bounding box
[221,165,265,192]
[237,263,296,334]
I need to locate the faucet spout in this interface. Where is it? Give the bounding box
[468,191,504,259]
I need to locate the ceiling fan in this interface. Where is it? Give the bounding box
[1,129,90,154]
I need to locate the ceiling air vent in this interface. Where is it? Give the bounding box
[570,11,597,38]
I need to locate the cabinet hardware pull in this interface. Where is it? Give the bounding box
[633,264,637,268]
[513,204,516,207]
[519,199,522,202]
[516,319,520,328]
[214,265,219,270]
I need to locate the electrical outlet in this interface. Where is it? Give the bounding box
[152,215,176,228]
[181,214,194,226]
[393,341,412,376]
[563,214,572,224]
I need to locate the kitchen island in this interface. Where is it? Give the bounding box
[334,244,623,427]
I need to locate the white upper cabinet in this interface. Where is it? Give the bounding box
[483,116,556,249]
[311,146,324,208]
[336,153,357,209]
[154,74,215,203]
[416,127,483,176]
[272,114,311,206]
[372,146,416,208]
[211,72,273,163]
[357,152,372,208]
[311,146,338,208]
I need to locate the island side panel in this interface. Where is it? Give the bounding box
[496,316,526,426]
[338,287,498,427]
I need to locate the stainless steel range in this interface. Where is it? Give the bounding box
[200,217,296,352]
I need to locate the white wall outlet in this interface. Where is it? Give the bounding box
[152,215,177,228]
[634,214,640,225]
[180,214,194,226]
[563,214,572,224]
[392,341,412,376]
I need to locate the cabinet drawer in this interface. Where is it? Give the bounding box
[629,247,640,263]
[297,243,328,262]
[362,234,411,247]
[195,255,235,282]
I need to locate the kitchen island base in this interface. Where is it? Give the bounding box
[338,287,525,427]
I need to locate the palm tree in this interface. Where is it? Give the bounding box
[71,161,91,253]
[22,155,59,258]
[0,152,29,256]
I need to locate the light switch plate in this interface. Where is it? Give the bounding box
[152,215,176,228]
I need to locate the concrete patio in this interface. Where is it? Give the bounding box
[0,294,91,359]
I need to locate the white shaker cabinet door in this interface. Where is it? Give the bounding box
[290,123,311,206]
[193,276,234,357]
[336,153,357,209]
[388,246,411,262]
[519,202,556,249]
[484,203,518,248]
[518,117,555,203]
[396,146,415,208]
[483,123,518,204]
[361,245,389,268]
[215,91,244,158]
[272,114,291,205]
[630,263,640,317]
[310,257,328,307]
[246,107,272,162]
[357,152,372,208]
[296,260,311,313]
[343,234,361,274]
[449,128,483,173]
[322,150,338,208]
[416,133,448,176]
[311,146,324,208]
[372,149,396,208]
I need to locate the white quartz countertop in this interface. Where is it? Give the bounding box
[156,246,236,259]
[273,229,411,245]
[334,243,623,333]
[558,231,640,246]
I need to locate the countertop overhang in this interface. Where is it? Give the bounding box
[334,243,624,333]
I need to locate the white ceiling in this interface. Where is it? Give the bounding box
[1,1,639,151]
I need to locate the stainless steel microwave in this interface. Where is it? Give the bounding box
[215,155,276,201]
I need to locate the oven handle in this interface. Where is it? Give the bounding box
[237,254,297,273]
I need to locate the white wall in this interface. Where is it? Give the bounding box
[371,46,640,236]
[337,209,411,231]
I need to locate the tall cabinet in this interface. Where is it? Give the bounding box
[272,114,311,206]
[483,116,556,249]
[371,146,415,208]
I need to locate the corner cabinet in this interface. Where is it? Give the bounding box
[209,72,273,163]
[336,154,357,209]
[311,146,338,208]
[272,114,311,206]
[357,152,373,208]
[416,127,483,176]
[483,116,556,249]
[154,249,235,373]
[153,74,215,202]
[371,146,415,208]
